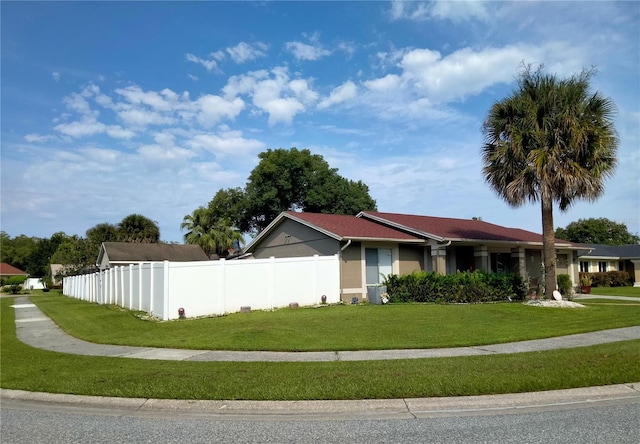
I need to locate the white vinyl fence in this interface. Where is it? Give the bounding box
[63,255,340,320]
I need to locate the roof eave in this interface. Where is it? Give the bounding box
[344,236,424,244]
[357,211,445,242]
[447,238,580,249]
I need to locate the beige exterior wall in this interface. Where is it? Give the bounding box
[340,242,363,302]
[251,219,339,259]
[398,245,424,274]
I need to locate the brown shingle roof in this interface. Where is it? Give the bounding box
[0,263,28,276]
[101,243,208,263]
[360,211,572,245]
[284,211,422,241]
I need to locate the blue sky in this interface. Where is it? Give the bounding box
[2,1,639,243]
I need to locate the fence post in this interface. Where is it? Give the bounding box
[129,264,133,309]
[119,266,124,307]
[313,254,319,303]
[149,263,154,315]
[269,256,275,310]
[138,263,143,310]
[218,259,226,315]
[163,261,169,321]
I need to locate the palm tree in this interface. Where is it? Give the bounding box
[181,207,215,257]
[181,208,244,258]
[117,214,160,243]
[481,67,618,296]
[210,219,245,257]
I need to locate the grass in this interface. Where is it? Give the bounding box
[584,286,640,297]
[29,292,640,351]
[2,297,639,400]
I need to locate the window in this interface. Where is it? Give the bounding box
[598,261,607,273]
[579,261,589,273]
[490,253,511,273]
[619,261,625,271]
[365,248,392,286]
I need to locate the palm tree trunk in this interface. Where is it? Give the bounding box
[541,195,556,297]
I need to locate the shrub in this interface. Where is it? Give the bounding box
[557,274,573,296]
[590,271,631,287]
[4,275,27,286]
[384,270,525,304]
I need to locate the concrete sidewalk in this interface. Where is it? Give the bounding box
[10,296,640,362]
[5,296,640,418]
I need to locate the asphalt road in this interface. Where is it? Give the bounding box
[2,397,638,443]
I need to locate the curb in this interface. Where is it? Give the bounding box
[2,384,639,420]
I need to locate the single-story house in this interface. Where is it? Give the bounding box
[244,211,582,302]
[96,242,208,270]
[0,263,28,281]
[578,244,640,287]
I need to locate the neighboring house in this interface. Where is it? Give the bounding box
[245,211,582,302]
[50,264,76,284]
[23,277,45,290]
[0,263,28,281]
[96,242,209,270]
[578,244,640,287]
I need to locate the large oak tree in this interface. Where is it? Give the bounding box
[239,148,376,233]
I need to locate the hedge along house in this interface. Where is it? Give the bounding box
[577,244,640,287]
[245,211,582,302]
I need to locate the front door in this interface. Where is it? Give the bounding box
[365,248,392,303]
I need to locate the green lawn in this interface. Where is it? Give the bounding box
[2,297,639,400]
[27,292,640,351]
[585,286,640,297]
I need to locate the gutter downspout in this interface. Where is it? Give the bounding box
[337,239,352,303]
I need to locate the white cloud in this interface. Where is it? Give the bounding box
[363,75,401,92]
[373,42,583,104]
[226,42,268,63]
[430,1,491,23]
[389,0,431,21]
[24,134,57,143]
[224,67,316,125]
[337,41,357,58]
[317,81,358,109]
[185,53,220,73]
[52,72,60,82]
[81,147,121,164]
[138,144,196,162]
[105,125,136,139]
[195,95,245,127]
[288,79,319,103]
[222,69,269,98]
[54,117,106,138]
[117,108,176,127]
[389,0,491,23]
[187,129,265,158]
[286,41,331,61]
[63,91,95,115]
[262,98,305,126]
[115,86,178,112]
